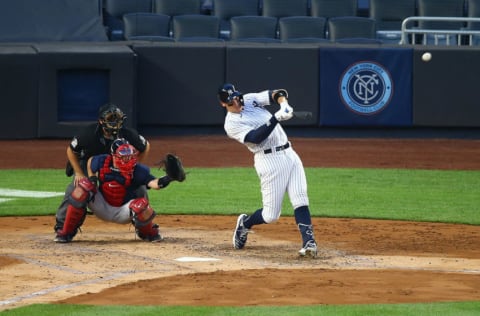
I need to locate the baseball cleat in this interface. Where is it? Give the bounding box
[150,235,164,242]
[54,233,72,243]
[299,240,317,258]
[233,214,249,249]
[54,228,76,243]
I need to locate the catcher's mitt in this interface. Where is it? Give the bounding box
[162,153,186,182]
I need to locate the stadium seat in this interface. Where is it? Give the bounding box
[465,0,480,45]
[262,0,309,19]
[417,0,465,45]
[103,0,153,40]
[310,0,357,18]
[229,15,280,42]
[172,14,221,41]
[278,16,327,43]
[212,0,260,39]
[327,16,378,43]
[123,12,173,41]
[0,0,107,41]
[152,0,203,16]
[369,0,416,44]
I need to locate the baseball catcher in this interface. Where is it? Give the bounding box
[54,138,186,243]
[54,103,150,242]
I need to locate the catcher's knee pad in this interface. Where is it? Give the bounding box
[68,178,96,208]
[129,198,161,242]
[130,197,156,226]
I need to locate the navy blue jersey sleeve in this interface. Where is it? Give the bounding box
[133,164,156,186]
[244,116,279,144]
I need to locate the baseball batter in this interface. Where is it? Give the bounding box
[217,83,317,258]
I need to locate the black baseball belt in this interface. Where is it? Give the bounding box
[264,142,290,154]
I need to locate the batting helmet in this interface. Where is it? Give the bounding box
[98,103,126,135]
[218,83,243,104]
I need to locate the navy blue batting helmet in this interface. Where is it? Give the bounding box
[218,83,243,103]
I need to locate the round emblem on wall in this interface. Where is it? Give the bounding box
[339,62,393,115]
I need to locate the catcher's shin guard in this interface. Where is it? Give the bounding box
[55,182,92,242]
[130,197,162,242]
[55,205,86,243]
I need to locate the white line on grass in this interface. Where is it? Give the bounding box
[0,188,63,198]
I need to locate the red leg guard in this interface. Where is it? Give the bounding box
[55,184,90,243]
[55,205,86,242]
[130,198,162,242]
[136,223,162,242]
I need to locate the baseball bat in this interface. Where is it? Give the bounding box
[292,111,313,119]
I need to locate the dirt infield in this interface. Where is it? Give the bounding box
[1,136,480,310]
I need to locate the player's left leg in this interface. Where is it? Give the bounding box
[129,197,162,242]
[287,151,317,258]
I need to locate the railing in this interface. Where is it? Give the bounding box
[400,16,480,46]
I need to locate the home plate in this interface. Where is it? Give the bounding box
[175,257,221,262]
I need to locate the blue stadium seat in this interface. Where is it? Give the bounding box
[212,0,260,39]
[278,16,327,43]
[103,0,153,40]
[172,14,221,41]
[123,12,173,42]
[229,15,280,42]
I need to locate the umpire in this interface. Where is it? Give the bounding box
[53,103,150,242]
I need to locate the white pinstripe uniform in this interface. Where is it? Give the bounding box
[224,90,309,223]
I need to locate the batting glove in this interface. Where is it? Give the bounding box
[274,101,294,121]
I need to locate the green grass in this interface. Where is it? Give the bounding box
[2,301,480,316]
[1,167,479,315]
[1,168,479,224]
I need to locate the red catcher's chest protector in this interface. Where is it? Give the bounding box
[99,156,132,206]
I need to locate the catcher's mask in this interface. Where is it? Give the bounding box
[98,103,126,136]
[113,143,137,174]
[218,83,244,106]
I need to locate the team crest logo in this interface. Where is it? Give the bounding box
[339,62,393,115]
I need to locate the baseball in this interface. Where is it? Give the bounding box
[422,52,432,62]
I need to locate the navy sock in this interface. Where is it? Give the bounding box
[294,205,312,226]
[294,206,315,244]
[243,208,265,229]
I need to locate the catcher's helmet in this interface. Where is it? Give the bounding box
[218,83,243,104]
[112,143,137,174]
[98,103,126,135]
[110,138,129,155]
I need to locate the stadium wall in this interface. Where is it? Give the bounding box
[1,42,480,139]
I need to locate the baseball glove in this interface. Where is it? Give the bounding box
[162,153,186,182]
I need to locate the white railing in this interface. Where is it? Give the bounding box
[400,16,480,46]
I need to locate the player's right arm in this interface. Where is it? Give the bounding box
[67,146,86,186]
